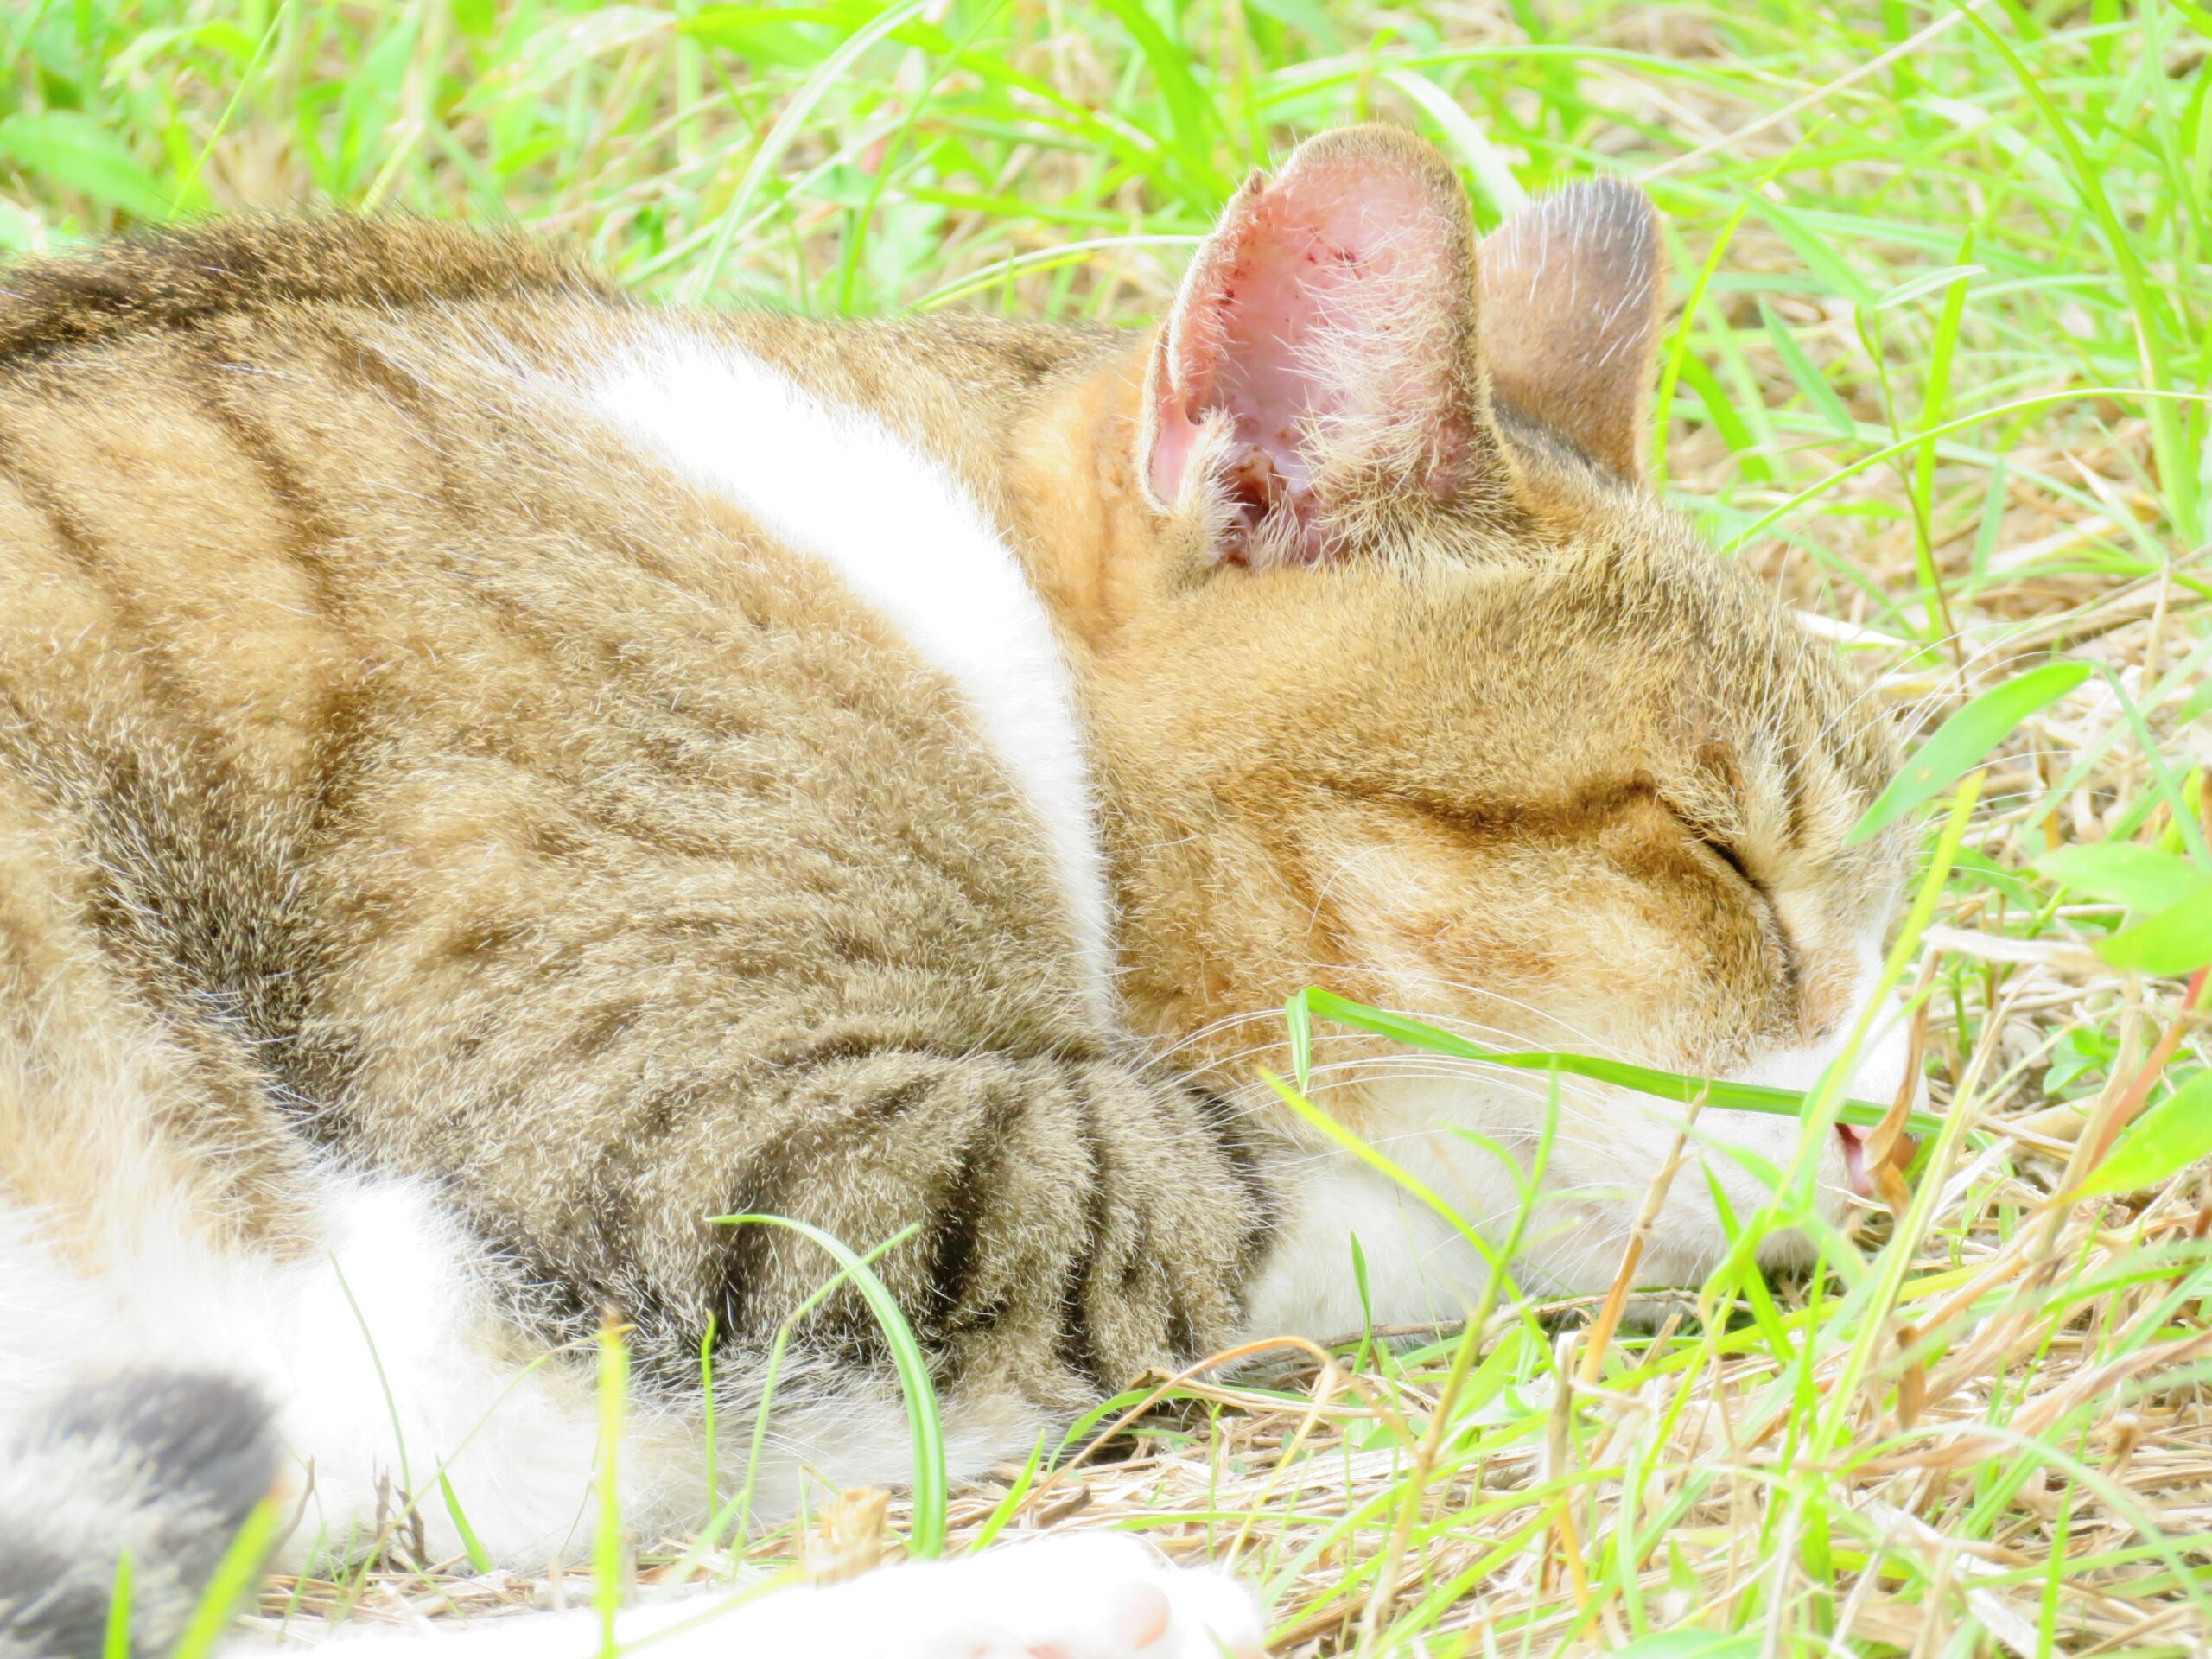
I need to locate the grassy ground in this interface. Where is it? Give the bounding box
[7,1,2210,1654]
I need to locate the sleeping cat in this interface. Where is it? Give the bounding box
[0,125,1915,1657]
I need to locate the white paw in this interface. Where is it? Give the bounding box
[279,1535,1264,1659]
[847,1533,1266,1659]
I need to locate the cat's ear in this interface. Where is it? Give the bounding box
[1477,180,1664,482]
[1141,125,1506,566]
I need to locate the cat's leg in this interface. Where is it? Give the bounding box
[3,1160,705,1578]
[0,766,299,1656]
[304,747,1281,1505]
[0,769,689,1656]
[333,1029,1278,1510]
[247,1535,1264,1659]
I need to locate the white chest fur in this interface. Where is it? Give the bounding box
[1241,1099,1523,1342]
[579,333,1116,1023]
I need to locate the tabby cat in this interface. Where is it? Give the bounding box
[0,126,1913,1659]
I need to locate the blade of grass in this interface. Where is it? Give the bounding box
[1948,0,2200,543]
[595,1313,628,1657]
[680,0,933,306]
[1847,660,2091,845]
[170,1499,283,1659]
[704,1213,948,1558]
[1300,988,1941,1135]
[438,1471,493,1577]
[103,1550,131,1659]
[1909,237,1976,645]
[1721,389,2212,555]
[671,1222,922,1580]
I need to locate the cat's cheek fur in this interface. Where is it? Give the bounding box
[1239,1128,1519,1340]
[1735,940,1916,1114]
[575,331,1116,1026]
[1241,944,1915,1322]
[1592,941,1916,1284]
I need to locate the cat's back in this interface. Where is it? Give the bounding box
[0,219,688,781]
[0,217,1051,826]
[0,217,773,688]
[0,219,1112,1153]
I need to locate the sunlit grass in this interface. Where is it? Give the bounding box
[6,0,2209,1652]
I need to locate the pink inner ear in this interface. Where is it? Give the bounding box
[1153,158,1461,549]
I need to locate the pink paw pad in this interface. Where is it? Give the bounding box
[1106,1580,1173,1650]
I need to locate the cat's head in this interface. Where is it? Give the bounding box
[1012,126,1917,1297]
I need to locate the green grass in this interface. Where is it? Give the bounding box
[8,0,2209,1654]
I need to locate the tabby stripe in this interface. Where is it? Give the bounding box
[313,321,486,526]
[0,416,236,810]
[178,340,383,865]
[923,1090,1014,1338]
[707,1057,950,1351]
[0,417,109,578]
[182,342,348,620]
[0,219,614,370]
[1052,1074,1110,1391]
[1190,1086,1279,1277]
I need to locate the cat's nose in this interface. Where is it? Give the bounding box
[1836,1122,1872,1198]
[1834,1120,1918,1198]
[1839,1046,1924,1204]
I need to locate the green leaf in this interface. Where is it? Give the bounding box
[1950,846,2039,909]
[1746,194,1874,306]
[103,1551,131,1659]
[0,202,54,255]
[1846,662,2091,847]
[1240,0,1343,48]
[438,1471,493,1575]
[1874,261,1985,313]
[2036,843,2208,913]
[2043,1027,2116,1097]
[681,6,848,70]
[968,1435,1044,1552]
[2096,880,2212,976]
[1262,1068,1503,1270]
[1382,69,1528,220]
[1301,988,1940,1135]
[679,0,937,303]
[2080,1070,2212,1196]
[1758,299,1856,436]
[594,1318,627,1659]
[1090,0,1221,207]
[0,112,173,220]
[104,21,262,77]
[706,1212,948,1557]
[1948,2,2198,542]
[1284,988,1313,1090]
[487,6,674,98]
[170,1498,283,1659]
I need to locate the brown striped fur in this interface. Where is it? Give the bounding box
[0,129,1906,1585]
[0,221,1262,1410]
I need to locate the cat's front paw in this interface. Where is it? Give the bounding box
[874,1534,1265,1659]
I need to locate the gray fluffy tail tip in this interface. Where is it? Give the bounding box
[0,1369,282,1659]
